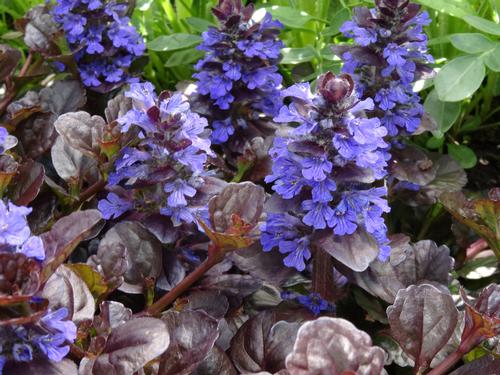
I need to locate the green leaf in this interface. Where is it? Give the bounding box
[483,44,500,72]
[447,143,477,169]
[1,31,23,40]
[66,263,108,300]
[449,33,495,54]
[281,46,317,64]
[415,0,472,18]
[148,33,202,52]
[464,15,500,37]
[262,6,319,29]
[426,136,445,149]
[424,89,461,138]
[185,17,214,33]
[435,55,485,102]
[165,48,204,67]
[321,8,350,36]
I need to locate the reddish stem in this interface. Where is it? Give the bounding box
[145,248,223,316]
[78,179,106,203]
[19,53,33,77]
[426,333,480,375]
[0,52,33,116]
[312,246,336,303]
[466,238,488,260]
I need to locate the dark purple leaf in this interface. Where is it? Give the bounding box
[230,243,296,285]
[10,160,44,206]
[230,310,302,373]
[352,238,454,303]
[314,228,379,272]
[182,290,229,320]
[80,317,170,375]
[41,264,95,323]
[93,301,132,333]
[156,249,185,291]
[21,5,60,54]
[143,214,179,244]
[0,253,41,296]
[285,317,385,374]
[208,181,265,232]
[0,44,21,82]
[16,112,57,158]
[40,80,86,115]
[54,111,106,159]
[94,222,163,294]
[3,359,78,375]
[387,284,459,372]
[41,209,104,282]
[449,354,500,375]
[51,136,99,183]
[200,274,262,297]
[159,310,219,375]
[192,346,237,375]
[460,284,500,345]
[104,94,132,124]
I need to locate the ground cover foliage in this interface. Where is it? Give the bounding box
[0,0,499,374]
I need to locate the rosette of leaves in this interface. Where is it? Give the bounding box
[98,82,217,229]
[261,72,390,273]
[191,0,284,178]
[333,0,434,137]
[0,208,103,371]
[51,0,145,92]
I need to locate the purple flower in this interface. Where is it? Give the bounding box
[0,201,45,261]
[52,0,145,91]
[192,0,283,145]
[335,0,433,137]
[279,237,311,271]
[12,343,33,362]
[98,192,133,219]
[262,72,390,270]
[105,82,213,227]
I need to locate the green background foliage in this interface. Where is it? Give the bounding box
[1,0,499,175]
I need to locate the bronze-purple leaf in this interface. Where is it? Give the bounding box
[448,354,500,375]
[41,209,104,282]
[352,238,454,303]
[208,181,265,233]
[0,253,41,296]
[191,345,237,375]
[51,136,99,183]
[460,284,500,346]
[159,310,219,375]
[93,221,162,294]
[285,317,385,375]
[230,310,302,374]
[10,160,45,206]
[79,317,170,375]
[2,359,78,375]
[314,228,379,272]
[39,80,86,116]
[387,284,459,373]
[0,44,21,82]
[41,264,95,323]
[54,111,106,159]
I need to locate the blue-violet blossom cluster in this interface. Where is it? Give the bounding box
[98,82,213,226]
[333,0,433,136]
[52,0,145,91]
[261,72,390,271]
[0,200,44,261]
[0,308,77,372]
[193,0,283,144]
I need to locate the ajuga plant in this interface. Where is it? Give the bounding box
[261,72,390,272]
[0,201,77,371]
[333,0,434,137]
[98,82,214,226]
[52,0,145,92]
[0,308,77,370]
[192,0,283,163]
